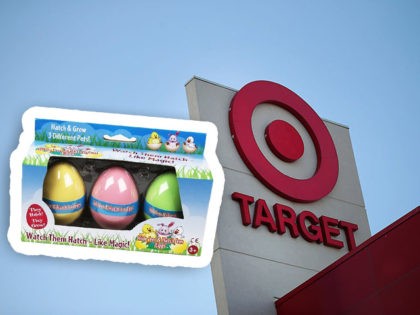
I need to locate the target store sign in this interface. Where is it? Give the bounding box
[229,81,357,251]
[229,81,338,203]
[187,77,370,315]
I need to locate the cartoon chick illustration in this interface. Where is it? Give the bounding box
[140,224,157,239]
[165,131,180,152]
[182,136,198,153]
[146,132,162,150]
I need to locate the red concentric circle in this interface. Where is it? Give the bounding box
[265,120,304,162]
[229,80,339,203]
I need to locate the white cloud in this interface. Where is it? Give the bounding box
[103,134,136,142]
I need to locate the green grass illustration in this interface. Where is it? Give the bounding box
[23,154,49,166]
[176,166,213,179]
[35,131,48,142]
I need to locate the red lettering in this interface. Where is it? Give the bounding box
[297,211,323,243]
[320,216,344,249]
[253,199,276,232]
[339,220,359,251]
[231,193,359,252]
[231,192,254,226]
[273,204,299,238]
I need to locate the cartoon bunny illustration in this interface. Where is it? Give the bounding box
[165,131,180,152]
[157,222,175,237]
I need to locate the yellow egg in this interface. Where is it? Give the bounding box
[42,162,86,225]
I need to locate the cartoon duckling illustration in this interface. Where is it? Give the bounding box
[140,224,157,239]
[182,136,198,153]
[171,226,184,239]
[165,131,180,152]
[146,131,162,150]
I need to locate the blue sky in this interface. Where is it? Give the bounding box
[1,1,419,314]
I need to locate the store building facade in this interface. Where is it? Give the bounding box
[186,77,371,314]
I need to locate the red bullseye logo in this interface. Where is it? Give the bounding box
[229,80,339,203]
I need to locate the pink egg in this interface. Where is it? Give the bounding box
[90,166,139,229]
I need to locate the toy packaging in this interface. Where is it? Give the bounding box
[8,107,224,267]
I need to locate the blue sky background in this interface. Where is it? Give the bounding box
[1,1,419,314]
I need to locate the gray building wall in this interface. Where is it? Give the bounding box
[186,77,370,315]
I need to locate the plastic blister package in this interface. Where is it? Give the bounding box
[9,107,224,267]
